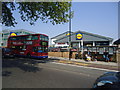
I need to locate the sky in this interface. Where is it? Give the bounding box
[2,2,118,42]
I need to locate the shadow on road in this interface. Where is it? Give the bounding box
[2,58,43,76]
[35,57,60,63]
[2,57,60,77]
[2,71,12,77]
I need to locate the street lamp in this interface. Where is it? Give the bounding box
[68,1,72,60]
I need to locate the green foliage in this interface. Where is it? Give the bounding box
[2,2,73,27]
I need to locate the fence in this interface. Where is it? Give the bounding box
[48,46,118,62]
[48,52,76,59]
[48,51,118,62]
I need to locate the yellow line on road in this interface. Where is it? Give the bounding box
[75,62,88,66]
[58,60,66,63]
[57,60,88,66]
[66,61,74,64]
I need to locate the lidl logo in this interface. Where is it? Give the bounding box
[10,32,17,36]
[66,33,70,36]
[76,33,83,40]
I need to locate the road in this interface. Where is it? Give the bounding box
[2,57,112,88]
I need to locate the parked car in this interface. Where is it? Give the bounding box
[2,48,15,58]
[48,47,61,52]
[92,72,120,89]
[60,47,69,52]
[71,47,78,52]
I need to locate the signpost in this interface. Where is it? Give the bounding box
[76,33,83,59]
[68,1,72,60]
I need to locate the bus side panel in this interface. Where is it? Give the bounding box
[31,52,48,59]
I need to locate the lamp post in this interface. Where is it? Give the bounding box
[68,1,72,60]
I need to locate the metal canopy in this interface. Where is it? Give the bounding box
[54,30,113,43]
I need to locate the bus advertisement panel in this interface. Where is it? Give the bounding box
[7,34,48,59]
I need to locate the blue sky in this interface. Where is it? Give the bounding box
[3,2,118,41]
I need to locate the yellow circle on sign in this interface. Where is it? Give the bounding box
[66,33,70,36]
[10,33,17,36]
[77,33,82,39]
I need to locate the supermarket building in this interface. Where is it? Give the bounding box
[51,30,113,48]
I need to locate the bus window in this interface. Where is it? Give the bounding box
[12,46,26,51]
[44,47,48,52]
[18,36,26,40]
[11,46,16,49]
[26,36,32,40]
[18,46,23,51]
[33,47,43,52]
[38,47,43,52]
[40,41,48,46]
[45,36,48,41]
[33,47,38,52]
[22,36,27,40]
[41,47,48,52]
[40,35,48,41]
[22,45,26,51]
[9,37,17,40]
[17,37,22,40]
[32,36,38,40]
[40,35,44,41]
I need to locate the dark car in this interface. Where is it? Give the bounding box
[92,72,120,89]
[2,48,15,58]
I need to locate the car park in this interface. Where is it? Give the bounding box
[92,72,120,89]
[2,48,15,58]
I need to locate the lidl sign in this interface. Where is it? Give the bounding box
[76,33,83,40]
[10,32,17,36]
[66,33,70,36]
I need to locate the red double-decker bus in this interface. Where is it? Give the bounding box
[7,34,48,59]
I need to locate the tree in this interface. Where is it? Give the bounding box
[2,2,73,27]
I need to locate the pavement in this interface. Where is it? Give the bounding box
[48,56,119,71]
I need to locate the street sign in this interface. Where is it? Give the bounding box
[10,32,17,36]
[76,33,83,59]
[76,33,83,40]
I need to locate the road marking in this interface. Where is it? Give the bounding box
[75,62,88,66]
[58,61,66,63]
[66,61,74,64]
[38,63,91,77]
[57,60,88,66]
[51,62,118,72]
